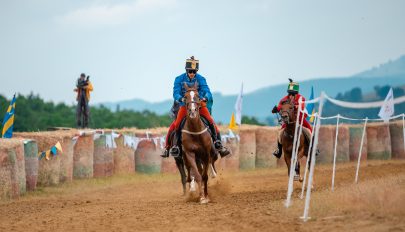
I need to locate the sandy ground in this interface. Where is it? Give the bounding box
[0,160,405,232]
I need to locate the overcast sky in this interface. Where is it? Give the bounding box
[1,0,404,105]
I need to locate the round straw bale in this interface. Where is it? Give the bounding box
[0,139,24,199]
[366,123,391,160]
[389,120,405,159]
[93,134,114,177]
[239,127,256,170]
[349,125,368,161]
[59,136,74,183]
[23,140,38,191]
[134,132,162,174]
[113,133,135,174]
[0,146,13,199]
[255,126,278,168]
[334,124,350,163]
[317,125,334,164]
[73,133,94,179]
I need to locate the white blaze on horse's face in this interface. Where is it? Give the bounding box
[188,91,198,118]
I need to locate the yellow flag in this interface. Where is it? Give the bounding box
[229,112,238,131]
[55,141,63,153]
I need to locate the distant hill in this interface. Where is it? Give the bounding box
[101,55,405,124]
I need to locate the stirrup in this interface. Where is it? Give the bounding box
[273,149,282,159]
[169,145,180,158]
[214,140,223,149]
[160,149,169,158]
[218,147,230,158]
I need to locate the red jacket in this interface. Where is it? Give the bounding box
[276,94,307,119]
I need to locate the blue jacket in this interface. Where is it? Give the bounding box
[173,73,213,110]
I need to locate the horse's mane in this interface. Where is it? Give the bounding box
[281,99,292,105]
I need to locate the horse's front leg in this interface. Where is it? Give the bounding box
[284,150,291,177]
[202,162,209,199]
[184,152,205,203]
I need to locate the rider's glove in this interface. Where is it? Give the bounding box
[271,105,278,114]
[201,97,207,102]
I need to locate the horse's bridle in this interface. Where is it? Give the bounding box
[184,90,202,118]
[280,100,296,124]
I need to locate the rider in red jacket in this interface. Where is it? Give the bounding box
[271,79,312,159]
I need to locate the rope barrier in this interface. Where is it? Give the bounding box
[324,93,405,109]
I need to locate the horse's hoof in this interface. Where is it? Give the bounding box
[200,197,209,204]
[299,177,303,182]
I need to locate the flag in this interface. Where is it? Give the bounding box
[234,82,243,125]
[378,87,394,122]
[228,112,238,131]
[306,86,316,123]
[2,94,16,138]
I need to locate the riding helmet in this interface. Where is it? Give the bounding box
[185,56,199,70]
[287,78,299,94]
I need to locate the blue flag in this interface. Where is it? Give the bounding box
[2,94,16,138]
[306,87,315,123]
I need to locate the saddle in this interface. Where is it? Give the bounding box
[278,127,312,145]
[169,116,214,157]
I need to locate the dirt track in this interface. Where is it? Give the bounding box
[1,160,405,232]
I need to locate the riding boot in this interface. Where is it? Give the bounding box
[169,130,181,158]
[273,142,282,159]
[208,123,230,157]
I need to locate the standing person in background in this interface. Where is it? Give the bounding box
[74,73,93,128]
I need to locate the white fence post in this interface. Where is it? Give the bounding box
[355,118,368,184]
[300,114,318,199]
[331,114,340,192]
[285,97,303,208]
[302,92,325,222]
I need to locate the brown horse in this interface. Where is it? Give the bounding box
[279,99,312,182]
[181,82,217,203]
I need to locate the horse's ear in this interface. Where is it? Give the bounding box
[193,82,198,89]
[183,82,189,90]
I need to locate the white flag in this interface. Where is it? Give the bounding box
[235,82,243,125]
[378,88,394,122]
